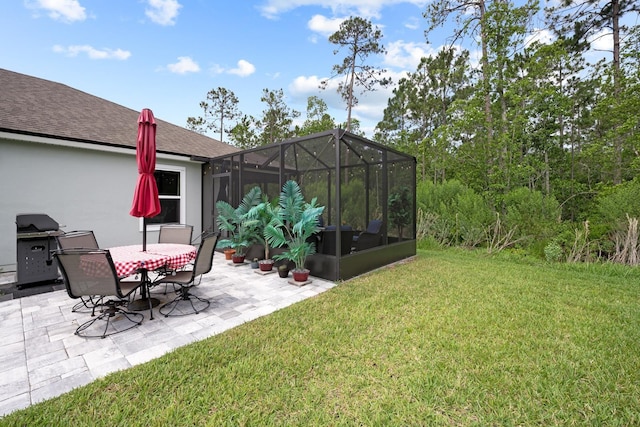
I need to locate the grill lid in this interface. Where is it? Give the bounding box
[16,213,59,232]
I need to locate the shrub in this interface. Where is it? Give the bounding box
[502,187,560,246]
[416,179,493,247]
[544,241,563,262]
[593,179,640,235]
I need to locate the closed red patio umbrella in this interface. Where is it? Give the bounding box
[130,108,161,251]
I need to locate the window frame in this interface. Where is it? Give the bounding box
[139,164,186,232]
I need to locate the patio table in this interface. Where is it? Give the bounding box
[108,243,197,319]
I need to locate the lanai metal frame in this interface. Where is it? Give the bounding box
[200,128,416,281]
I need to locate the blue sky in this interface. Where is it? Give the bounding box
[0,1,623,140]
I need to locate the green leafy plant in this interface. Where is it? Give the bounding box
[265,180,325,271]
[544,241,563,262]
[216,186,262,256]
[388,186,412,241]
[416,179,493,247]
[246,194,280,260]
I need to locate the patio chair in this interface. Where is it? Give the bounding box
[155,232,218,317]
[53,248,145,338]
[155,224,195,293]
[55,230,101,312]
[158,224,194,245]
[353,220,383,252]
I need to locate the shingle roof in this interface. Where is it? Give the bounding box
[0,68,238,159]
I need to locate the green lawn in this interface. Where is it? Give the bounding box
[3,249,640,426]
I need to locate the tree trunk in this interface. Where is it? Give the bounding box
[479,0,494,190]
[346,52,357,133]
[612,0,622,184]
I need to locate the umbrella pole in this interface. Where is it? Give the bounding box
[143,217,147,252]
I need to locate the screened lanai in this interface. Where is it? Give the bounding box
[201,128,416,281]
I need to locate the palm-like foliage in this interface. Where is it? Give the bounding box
[246,195,279,260]
[265,180,325,271]
[216,186,262,256]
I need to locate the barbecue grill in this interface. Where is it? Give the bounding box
[16,213,63,287]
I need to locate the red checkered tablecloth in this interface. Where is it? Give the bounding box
[108,243,197,277]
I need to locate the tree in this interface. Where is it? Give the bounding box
[186,87,240,143]
[339,118,364,136]
[228,114,259,149]
[256,88,300,145]
[546,0,640,183]
[546,0,639,86]
[388,187,412,241]
[374,79,411,147]
[376,47,471,181]
[295,96,337,136]
[425,0,538,199]
[320,16,391,132]
[425,0,494,151]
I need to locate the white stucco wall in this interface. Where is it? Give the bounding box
[0,136,203,270]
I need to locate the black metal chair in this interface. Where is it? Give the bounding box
[53,248,146,338]
[154,224,195,294]
[155,233,218,317]
[353,220,383,251]
[158,224,194,245]
[55,230,101,312]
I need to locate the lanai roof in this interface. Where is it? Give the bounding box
[0,68,238,159]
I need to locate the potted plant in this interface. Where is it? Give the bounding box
[247,195,279,272]
[388,186,412,242]
[258,259,275,271]
[277,264,289,278]
[231,249,247,264]
[223,248,235,260]
[265,180,325,283]
[216,186,262,263]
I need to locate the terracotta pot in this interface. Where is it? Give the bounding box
[292,269,310,282]
[223,249,235,260]
[259,259,274,271]
[231,254,245,264]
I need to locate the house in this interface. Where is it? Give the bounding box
[0,68,238,271]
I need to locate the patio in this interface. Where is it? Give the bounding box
[0,255,335,417]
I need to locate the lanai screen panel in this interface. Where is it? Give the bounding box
[339,133,386,233]
[240,146,283,200]
[204,128,416,281]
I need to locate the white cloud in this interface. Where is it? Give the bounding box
[228,59,256,77]
[404,16,420,30]
[52,44,131,60]
[289,68,405,126]
[209,64,225,74]
[167,56,200,74]
[524,28,554,48]
[27,0,87,23]
[307,15,344,37]
[589,28,613,52]
[145,0,182,26]
[384,40,434,69]
[289,75,325,98]
[211,60,256,77]
[259,0,428,20]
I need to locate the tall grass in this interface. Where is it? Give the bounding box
[3,249,640,426]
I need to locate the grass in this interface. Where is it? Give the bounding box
[3,249,640,426]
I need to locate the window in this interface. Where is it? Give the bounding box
[144,165,186,230]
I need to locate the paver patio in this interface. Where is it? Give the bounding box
[0,255,335,417]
